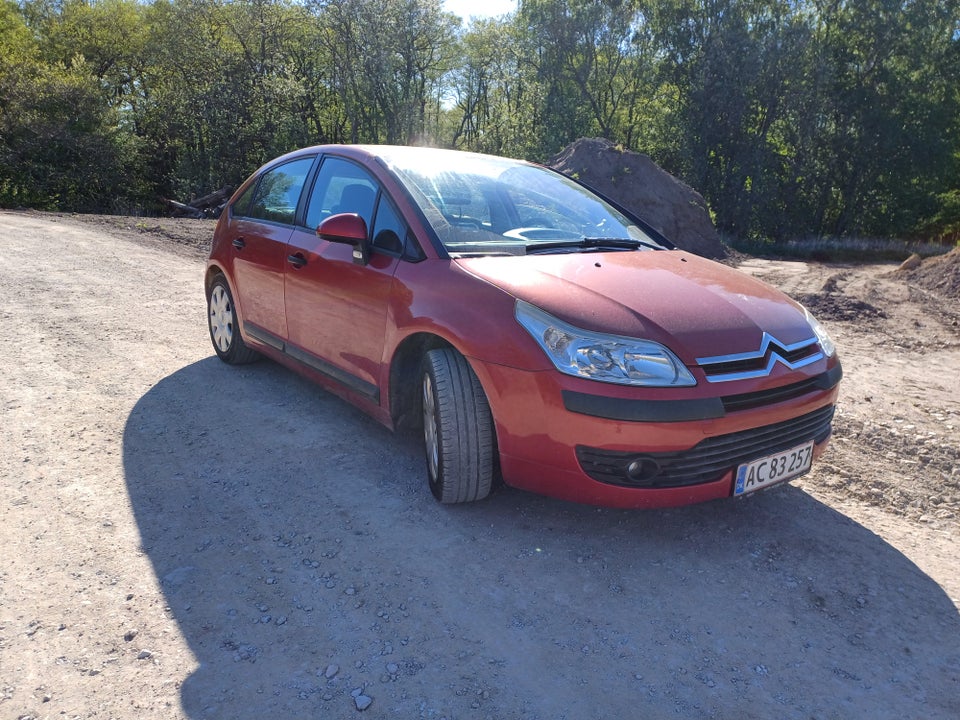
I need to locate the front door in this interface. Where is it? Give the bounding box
[284,156,402,401]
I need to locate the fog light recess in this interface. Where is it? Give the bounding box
[626,457,661,484]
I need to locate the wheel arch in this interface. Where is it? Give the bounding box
[387,332,455,433]
[205,263,228,294]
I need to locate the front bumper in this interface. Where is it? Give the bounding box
[471,358,841,508]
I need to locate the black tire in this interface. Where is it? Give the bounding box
[421,348,496,503]
[207,275,259,365]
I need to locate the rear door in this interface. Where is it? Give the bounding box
[227,156,315,343]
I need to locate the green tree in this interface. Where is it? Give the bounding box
[448,16,544,157]
[802,0,960,238]
[2,0,957,242]
[1,1,145,210]
[647,0,960,241]
[137,0,317,200]
[31,0,148,98]
[315,0,457,144]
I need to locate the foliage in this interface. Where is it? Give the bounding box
[917,189,960,246]
[1,0,957,245]
[0,1,146,211]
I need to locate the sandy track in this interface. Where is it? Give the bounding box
[1,211,958,719]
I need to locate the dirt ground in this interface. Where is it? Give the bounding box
[1,210,958,719]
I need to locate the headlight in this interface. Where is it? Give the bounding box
[804,308,836,357]
[515,300,696,387]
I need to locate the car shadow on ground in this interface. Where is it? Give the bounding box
[123,358,960,719]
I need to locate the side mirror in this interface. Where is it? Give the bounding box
[318,213,369,266]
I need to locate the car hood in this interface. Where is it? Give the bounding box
[455,250,816,364]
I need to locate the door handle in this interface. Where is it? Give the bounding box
[232,237,246,250]
[287,253,307,268]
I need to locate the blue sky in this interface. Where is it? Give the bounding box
[442,0,518,21]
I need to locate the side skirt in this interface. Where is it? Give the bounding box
[244,322,380,404]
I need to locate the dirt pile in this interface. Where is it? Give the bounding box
[548,138,726,259]
[797,272,888,323]
[894,246,960,299]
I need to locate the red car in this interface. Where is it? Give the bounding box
[206,145,841,507]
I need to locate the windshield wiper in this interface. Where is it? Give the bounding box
[583,236,663,250]
[524,237,658,254]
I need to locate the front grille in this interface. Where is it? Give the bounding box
[576,404,835,488]
[721,376,826,413]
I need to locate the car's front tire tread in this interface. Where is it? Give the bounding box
[422,348,495,504]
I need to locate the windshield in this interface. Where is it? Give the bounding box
[377,147,667,257]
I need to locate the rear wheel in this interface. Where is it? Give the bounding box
[421,348,495,503]
[207,275,259,364]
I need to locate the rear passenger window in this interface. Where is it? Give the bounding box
[231,181,257,217]
[246,157,314,225]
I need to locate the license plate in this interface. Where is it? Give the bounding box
[734,440,814,496]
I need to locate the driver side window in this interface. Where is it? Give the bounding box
[304,157,378,232]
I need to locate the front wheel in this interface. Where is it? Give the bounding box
[421,348,496,503]
[207,275,259,364]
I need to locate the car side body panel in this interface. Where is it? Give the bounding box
[284,226,401,398]
[222,217,292,342]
